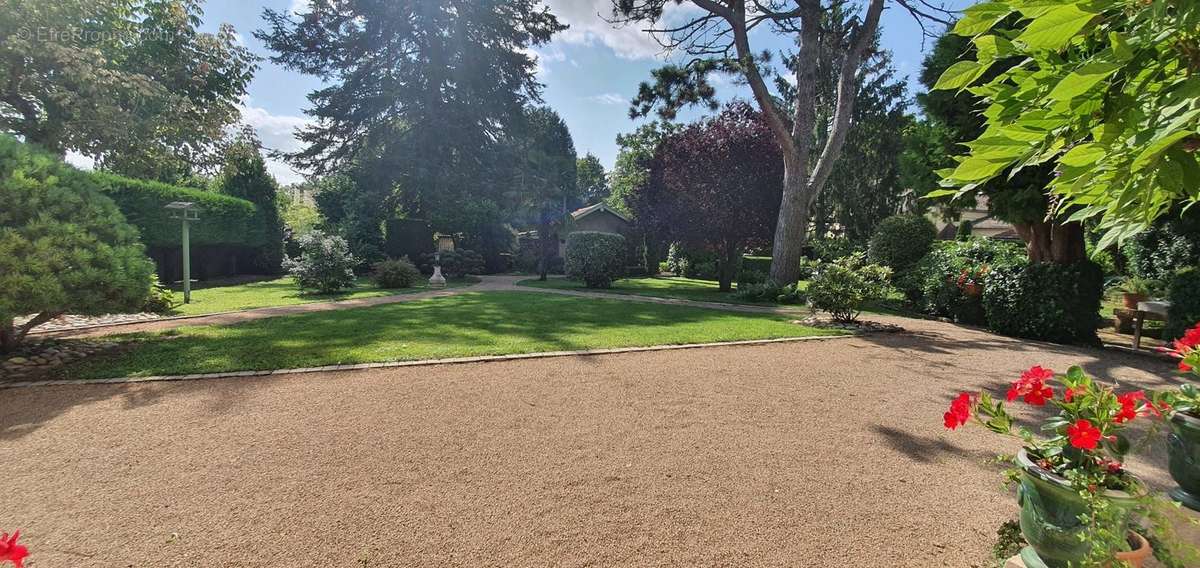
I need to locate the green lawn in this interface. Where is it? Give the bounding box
[63,291,842,379]
[517,276,809,306]
[168,276,475,316]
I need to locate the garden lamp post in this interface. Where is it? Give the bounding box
[164,201,200,303]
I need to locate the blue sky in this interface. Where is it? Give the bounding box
[201,0,974,185]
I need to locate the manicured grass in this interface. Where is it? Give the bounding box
[168,276,475,316]
[518,276,809,306]
[63,291,842,379]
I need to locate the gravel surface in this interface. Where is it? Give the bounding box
[2,317,1194,567]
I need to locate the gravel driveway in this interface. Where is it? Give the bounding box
[1,317,1191,567]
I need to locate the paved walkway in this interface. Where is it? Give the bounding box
[2,319,1191,566]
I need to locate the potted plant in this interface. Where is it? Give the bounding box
[943,365,1174,567]
[955,265,988,297]
[1114,277,1155,309]
[1155,323,1200,511]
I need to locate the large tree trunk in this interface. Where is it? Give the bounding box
[1,312,57,352]
[1013,220,1087,264]
[769,155,812,284]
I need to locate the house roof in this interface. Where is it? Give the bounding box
[570,202,630,224]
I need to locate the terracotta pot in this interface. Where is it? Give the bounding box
[1122,293,1148,309]
[1113,531,1152,568]
[1015,450,1140,568]
[1167,411,1200,511]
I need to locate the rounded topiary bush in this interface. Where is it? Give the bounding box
[982,261,1104,345]
[565,231,626,288]
[0,135,155,350]
[868,214,937,273]
[371,257,421,289]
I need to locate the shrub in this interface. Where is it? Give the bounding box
[371,257,422,289]
[283,230,357,294]
[867,214,937,273]
[733,280,806,304]
[741,256,772,275]
[737,269,768,288]
[982,261,1104,345]
[0,136,155,350]
[808,235,860,263]
[904,239,1027,324]
[797,257,823,280]
[955,220,973,241]
[142,279,179,314]
[1122,218,1200,280]
[807,253,892,322]
[420,249,485,279]
[1165,267,1200,341]
[565,231,626,288]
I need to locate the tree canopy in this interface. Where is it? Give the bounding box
[0,0,256,182]
[218,127,285,274]
[932,0,1200,249]
[632,102,783,291]
[611,0,906,285]
[577,153,609,205]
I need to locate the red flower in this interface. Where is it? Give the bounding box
[1114,391,1146,423]
[0,531,28,568]
[1064,388,1075,402]
[1007,366,1055,406]
[1067,419,1103,450]
[944,392,972,430]
[1162,324,1200,372]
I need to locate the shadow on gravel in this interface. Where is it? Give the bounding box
[872,424,1002,468]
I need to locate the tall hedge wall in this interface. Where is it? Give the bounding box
[91,172,263,248]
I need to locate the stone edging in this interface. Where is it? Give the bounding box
[1,334,854,389]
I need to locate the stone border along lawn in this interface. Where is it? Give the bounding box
[53,291,845,380]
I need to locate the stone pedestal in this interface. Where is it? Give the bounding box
[428,266,446,288]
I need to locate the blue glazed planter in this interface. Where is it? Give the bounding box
[1015,450,1139,568]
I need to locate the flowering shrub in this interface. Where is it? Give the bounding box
[0,531,27,567]
[283,230,357,294]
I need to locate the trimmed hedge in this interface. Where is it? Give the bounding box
[903,239,1027,324]
[565,231,626,288]
[92,172,263,248]
[868,214,937,273]
[982,261,1104,345]
[1165,267,1200,341]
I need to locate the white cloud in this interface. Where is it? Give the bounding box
[544,0,699,60]
[238,98,313,185]
[289,0,308,15]
[587,93,626,105]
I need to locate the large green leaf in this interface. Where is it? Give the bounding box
[1132,130,1195,172]
[949,156,1011,182]
[933,61,988,91]
[1016,5,1097,51]
[1058,143,1105,167]
[1048,61,1121,100]
[953,2,1015,36]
